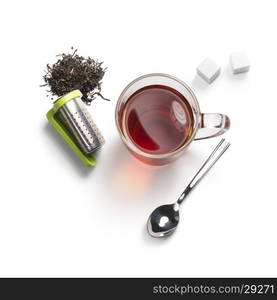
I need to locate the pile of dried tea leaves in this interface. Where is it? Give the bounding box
[42,48,106,104]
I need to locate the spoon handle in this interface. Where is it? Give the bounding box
[177,139,230,205]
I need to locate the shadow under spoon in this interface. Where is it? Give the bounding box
[147,138,231,238]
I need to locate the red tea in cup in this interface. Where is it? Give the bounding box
[122,85,194,155]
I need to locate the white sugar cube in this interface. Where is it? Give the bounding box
[197,57,220,84]
[230,52,250,74]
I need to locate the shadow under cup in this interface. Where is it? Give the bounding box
[115,73,230,166]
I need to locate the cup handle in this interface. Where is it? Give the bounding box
[194,113,230,140]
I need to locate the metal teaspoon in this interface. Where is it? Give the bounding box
[147,138,231,238]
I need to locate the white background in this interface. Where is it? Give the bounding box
[0,0,276,277]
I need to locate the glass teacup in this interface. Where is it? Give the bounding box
[115,73,230,165]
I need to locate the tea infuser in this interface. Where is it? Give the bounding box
[47,90,105,167]
[147,138,230,238]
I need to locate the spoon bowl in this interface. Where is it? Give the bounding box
[147,203,180,237]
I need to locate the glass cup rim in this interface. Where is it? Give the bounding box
[115,73,201,159]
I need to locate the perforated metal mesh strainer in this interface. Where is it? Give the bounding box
[56,94,105,154]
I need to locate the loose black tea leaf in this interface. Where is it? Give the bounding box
[42,48,107,105]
